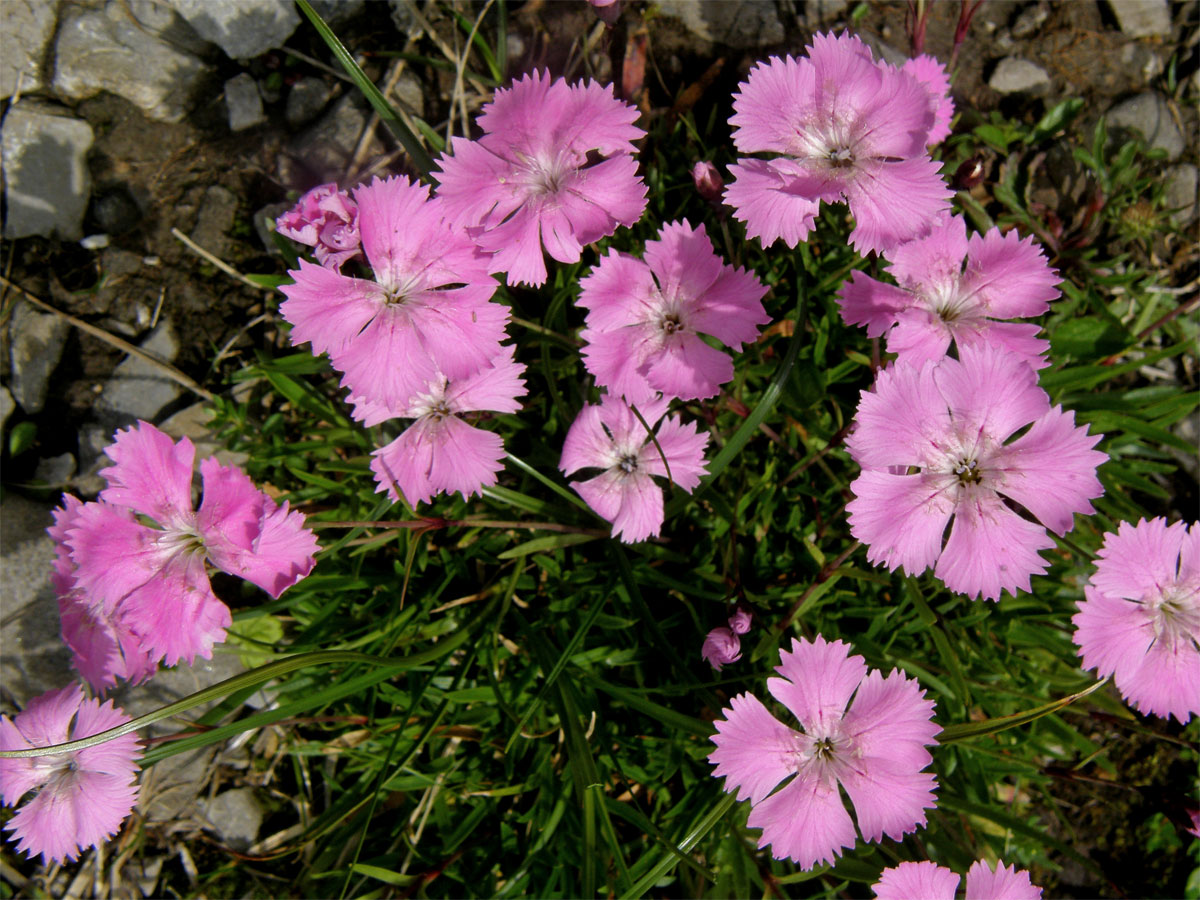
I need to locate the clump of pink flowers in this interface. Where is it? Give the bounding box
[560,396,708,543]
[1072,517,1199,722]
[725,32,950,254]
[709,635,940,869]
[53,421,318,672]
[0,686,140,864]
[435,70,648,287]
[578,220,769,403]
[275,182,361,271]
[846,345,1105,601]
[279,175,510,414]
[873,859,1042,900]
[838,214,1061,370]
[702,608,753,671]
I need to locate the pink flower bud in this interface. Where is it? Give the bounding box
[701,626,741,672]
[276,183,361,271]
[691,160,724,203]
[728,607,752,635]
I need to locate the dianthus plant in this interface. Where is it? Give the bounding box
[55,422,318,668]
[709,636,940,870]
[846,345,1106,601]
[435,69,648,287]
[578,220,769,403]
[1073,518,1199,722]
[725,31,950,253]
[560,396,708,543]
[838,214,1061,369]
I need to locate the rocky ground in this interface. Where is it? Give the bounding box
[0,0,1196,895]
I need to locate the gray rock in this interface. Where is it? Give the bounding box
[287,93,380,181]
[8,302,71,413]
[190,184,239,258]
[1164,164,1198,226]
[988,57,1051,93]
[225,73,266,131]
[1108,92,1185,159]
[859,33,908,68]
[802,0,849,29]
[654,0,784,49]
[200,789,264,851]
[0,494,70,709]
[393,70,424,117]
[167,0,299,59]
[1107,0,1171,38]
[285,76,334,127]
[52,2,209,123]
[96,319,184,422]
[1010,2,1050,39]
[34,452,76,486]
[123,0,211,55]
[307,0,365,25]
[1119,42,1164,83]
[1,0,57,100]
[1,104,94,241]
[0,386,14,433]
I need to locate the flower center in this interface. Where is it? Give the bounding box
[954,458,982,485]
[1146,581,1200,653]
[828,146,855,168]
[660,313,683,335]
[617,454,639,474]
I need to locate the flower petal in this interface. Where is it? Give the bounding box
[708,692,799,804]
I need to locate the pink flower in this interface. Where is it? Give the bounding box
[901,55,955,145]
[838,215,1060,370]
[560,396,708,543]
[49,496,157,689]
[280,175,509,412]
[702,627,742,671]
[846,345,1106,601]
[0,685,140,865]
[434,70,648,287]
[725,32,950,254]
[1187,809,1200,840]
[362,348,527,507]
[1072,518,1199,722]
[709,635,939,869]
[275,183,362,270]
[873,859,1042,900]
[60,422,319,667]
[578,220,769,404]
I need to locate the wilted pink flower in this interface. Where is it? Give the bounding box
[1187,809,1200,840]
[275,183,362,270]
[1072,518,1199,723]
[873,859,1041,900]
[49,496,157,690]
[61,422,319,667]
[578,220,769,403]
[435,70,648,287]
[280,175,509,412]
[691,160,725,203]
[560,396,708,542]
[702,627,742,671]
[0,685,140,864]
[725,32,950,254]
[902,55,955,145]
[838,215,1060,369]
[728,607,753,635]
[709,635,939,869]
[847,345,1105,601]
[361,348,527,507]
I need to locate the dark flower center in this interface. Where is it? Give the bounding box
[955,458,982,485]
[618,455,638,474]
[828,146,855,168]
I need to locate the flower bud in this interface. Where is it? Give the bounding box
[691,161,724,203]
[701,626,742,671]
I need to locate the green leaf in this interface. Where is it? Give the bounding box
[349,865,417,887]
[1025,97,1084,145]
[8,421,36,457]
[938,678,1107,743]
[1049,317,1132,360]
[497,532,601,559]
[227,614,285,668]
